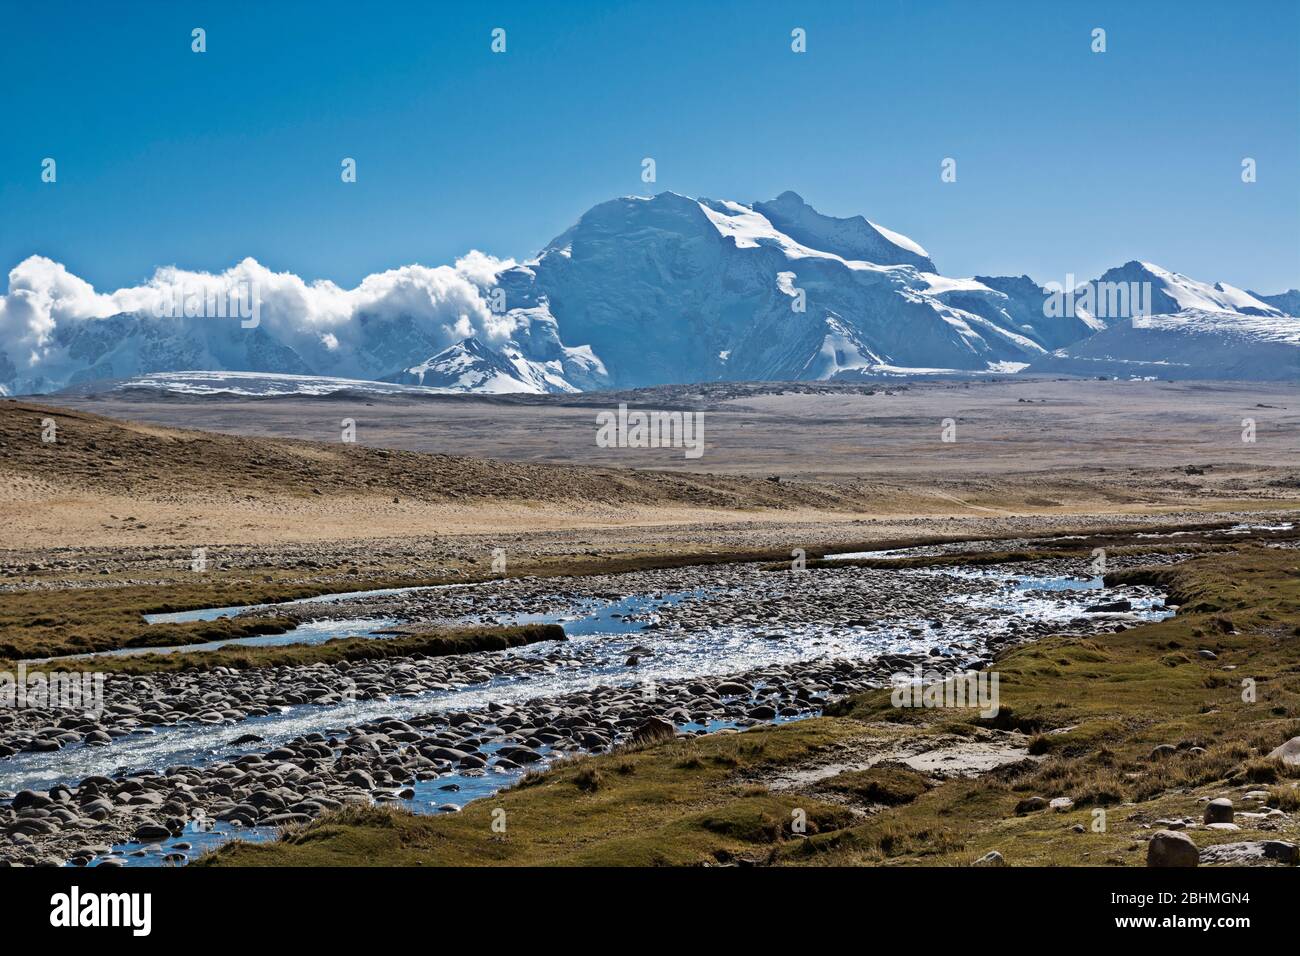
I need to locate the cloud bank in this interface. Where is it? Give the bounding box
[0,252,519,392]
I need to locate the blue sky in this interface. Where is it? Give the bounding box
[2,0,1297,292]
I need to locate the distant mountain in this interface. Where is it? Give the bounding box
[1022,263,1298,381]
[968,275,1105,349]
[1249,288,1300,316]
[389,335,597,394]
[1093,261,1284,317]
[3,191,1296,396]
[1028,309,1300,381]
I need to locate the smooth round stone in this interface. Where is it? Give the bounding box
[1203,798,1234,824]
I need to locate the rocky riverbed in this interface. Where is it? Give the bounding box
[1,553,1174,866]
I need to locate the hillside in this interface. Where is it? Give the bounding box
[0,399,864,512]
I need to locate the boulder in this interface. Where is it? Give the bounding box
[1147,830,1199,867]
[1266,736,1300,767]
[631,716,676,746]
[1203,798,1234,824]
[1198,840,1298,866]
[12,790,53,810]
[1014,796,1048,815]
[132,823,171,842]
[343,770,376,789]
[1085,599,1132,613]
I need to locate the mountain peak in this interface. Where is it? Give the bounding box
[1098,261,1282,317]
[752,192,935,271]
[392,335,573,394]
[768,189,809,207]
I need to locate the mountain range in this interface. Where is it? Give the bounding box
[2,191,1296,397]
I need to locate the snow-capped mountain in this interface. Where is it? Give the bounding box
[490,191,1101,387]
[1093,261,1285,317]
[5,311,312,395]
[1020,262,1298,380]
[966,274,1106,349]
[388,334,604,394]
[1028,309,1300,380]
[389,337,549,393]
[1248,288,1300,316]
[387,299,610,394]
[1,191,1295,397]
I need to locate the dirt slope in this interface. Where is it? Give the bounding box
[0,400,864,511]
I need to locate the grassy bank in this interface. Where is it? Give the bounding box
[779,542,1241,573]
[204,544,1300,867]
[4,623,565,676]
[0,572,463,659]
[201,720,864,867]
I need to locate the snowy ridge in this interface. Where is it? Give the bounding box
[1131,309,1300,343]
[97,370,462,397]
[1099,261,1285,317]
[1029,309,1300,381]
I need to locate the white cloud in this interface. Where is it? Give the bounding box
[0,251,517,390]
[454,249,515,287]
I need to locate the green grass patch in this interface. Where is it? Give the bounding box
[819,765,931,805]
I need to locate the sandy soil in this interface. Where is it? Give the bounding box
[3,378,1297,550]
